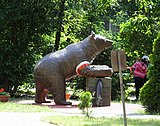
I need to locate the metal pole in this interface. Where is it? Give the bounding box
[117,51,127,126]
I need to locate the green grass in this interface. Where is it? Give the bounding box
[42,116,160,126]
[1,97,160,126]
[0,97,53,112]
[0,102,53,112]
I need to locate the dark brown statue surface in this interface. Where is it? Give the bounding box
[34,32,113,105]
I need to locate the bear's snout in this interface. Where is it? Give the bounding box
[105,39,113,48]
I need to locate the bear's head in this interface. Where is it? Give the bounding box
[90,31,113,51]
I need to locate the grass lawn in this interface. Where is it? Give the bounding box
[1,97,160,126]
[0,97,53,112]
[42,115,160,126]
[0,102,53,112]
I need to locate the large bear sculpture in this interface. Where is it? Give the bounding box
[34,32,113,105]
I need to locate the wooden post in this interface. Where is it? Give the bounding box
[117,51,127,126]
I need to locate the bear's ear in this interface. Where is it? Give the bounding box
[91,31,95,36]
[91,31,95,40]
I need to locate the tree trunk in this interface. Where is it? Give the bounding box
[54,31,61,51]
[54,0,66,51]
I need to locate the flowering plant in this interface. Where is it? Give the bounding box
[0,88,10,96]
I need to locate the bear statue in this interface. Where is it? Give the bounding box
[34,31,113,105]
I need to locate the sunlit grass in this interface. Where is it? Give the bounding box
[42,115,160,126]
[0,97,53,112]
[0,102,53,112]
[1,97,160,126]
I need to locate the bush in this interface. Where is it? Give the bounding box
[140,32,160,113]
[140,79,160,112]
[111,73,121,100]
[78,91,92,117]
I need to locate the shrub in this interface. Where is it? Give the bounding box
[78,91,92,117]
[140,32,160,113]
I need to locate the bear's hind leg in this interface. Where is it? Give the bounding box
[35,81,51,103]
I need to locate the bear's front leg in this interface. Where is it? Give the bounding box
[76,61,113,77]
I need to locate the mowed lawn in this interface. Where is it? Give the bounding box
[42,115,160,126]
[0,98,160,126]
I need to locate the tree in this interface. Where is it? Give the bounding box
[53,0,114,50]
[110,0,160,101]
[118,0,159,57]
[54,0,66,51]
[119,14,154,56]
[140,32,160,112]
[116,0,160,112]
[0,0,55,95]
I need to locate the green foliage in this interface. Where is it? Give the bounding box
[0,92,10,96]
[118,0,159,58]
[125,85,135,100]
[140,79,160,113]
[0,0,116,96]
[78,91,92,117]
[111,71,134,101]
[119,14,154,56]
[116,0,138,17]
[0,0,159,103]
[0,0,55,94]
[116,0,160,106]
[111,73,121,100]
[15,82,35,97]
[140,32,160,113]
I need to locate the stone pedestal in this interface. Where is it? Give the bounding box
[86,77,111,106]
